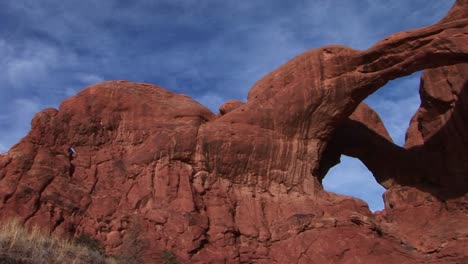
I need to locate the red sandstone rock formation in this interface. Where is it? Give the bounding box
[0,1,467,263]
[219,100,245,116]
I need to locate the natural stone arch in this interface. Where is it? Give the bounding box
[0,1,467,263]
[200,1,468,193]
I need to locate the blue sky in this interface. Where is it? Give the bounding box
[0,1,454,211]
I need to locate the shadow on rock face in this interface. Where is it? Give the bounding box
[0,1,467,263]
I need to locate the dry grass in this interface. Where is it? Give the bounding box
[0,218,118,264]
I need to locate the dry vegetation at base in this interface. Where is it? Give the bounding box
[0,218,117,264]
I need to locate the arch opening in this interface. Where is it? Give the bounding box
[322,155,385,212]
[321,71,425,212]
[364,71,422,146]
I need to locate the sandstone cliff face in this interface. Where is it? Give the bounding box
[0,1,467,263]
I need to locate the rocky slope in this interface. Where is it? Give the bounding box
[0,1,467,263]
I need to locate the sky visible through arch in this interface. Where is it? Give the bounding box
[323,71,423,212]
[0,1,455,211]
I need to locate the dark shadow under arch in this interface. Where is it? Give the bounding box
[320,64,468,203]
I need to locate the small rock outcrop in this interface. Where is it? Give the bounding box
[0,1,467,263]
[219,100,245,115]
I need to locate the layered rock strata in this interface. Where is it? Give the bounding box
[0,1,467,263]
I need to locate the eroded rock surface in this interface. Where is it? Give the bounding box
[0,1,467,263]
[219,100,245,115]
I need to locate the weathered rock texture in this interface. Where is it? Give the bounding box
[0,1,467,263]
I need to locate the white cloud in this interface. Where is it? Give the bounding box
[3,41,59,90]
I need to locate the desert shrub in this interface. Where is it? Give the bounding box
[160,249,180,264]
[112,217,147,264]
[74,232,104,253]
[0,218,116,264]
